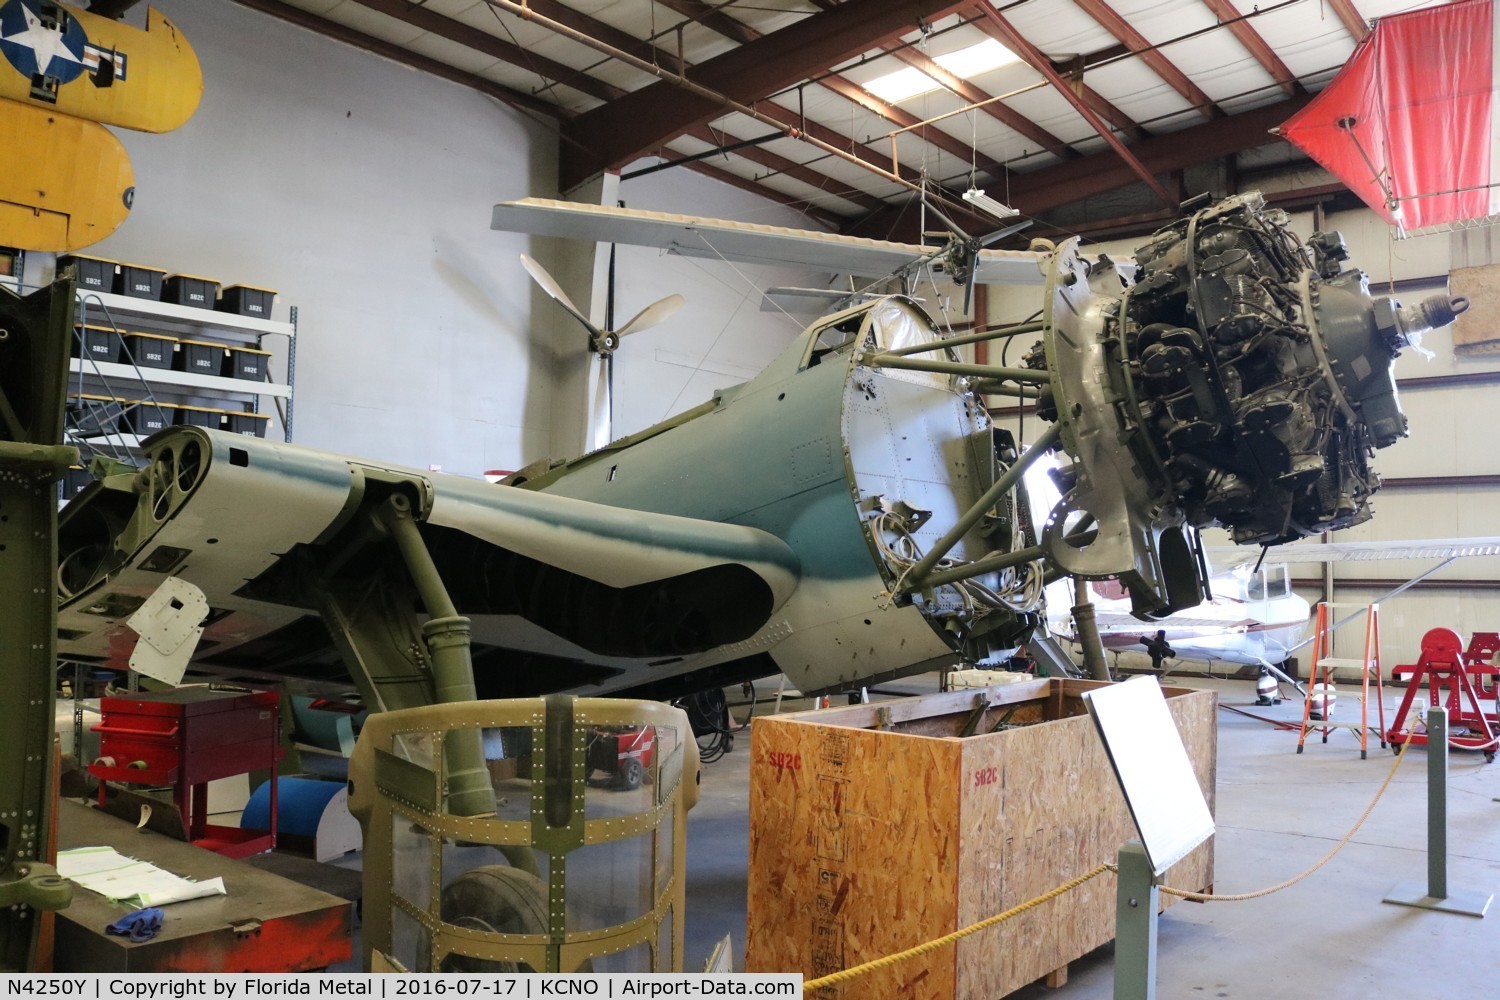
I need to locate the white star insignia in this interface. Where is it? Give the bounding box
[1,6,82,78]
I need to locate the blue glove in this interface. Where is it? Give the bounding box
[105,907,164,943]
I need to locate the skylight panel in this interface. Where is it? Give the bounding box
[864,66,940,103]
[863,39,1021,103]
[936,38,1018,79]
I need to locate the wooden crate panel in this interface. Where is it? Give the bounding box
[748,719,960,998]
[746,680,1217,1000]
[954,683,1216,998]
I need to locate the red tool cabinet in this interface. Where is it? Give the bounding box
[89,688,283,857]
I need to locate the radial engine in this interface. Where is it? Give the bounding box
[1034,192,1467,618]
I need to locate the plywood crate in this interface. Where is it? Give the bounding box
[745,678,1216,998]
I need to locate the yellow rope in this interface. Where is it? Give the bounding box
[803,863,1112,992]
[1161,730,1414,902]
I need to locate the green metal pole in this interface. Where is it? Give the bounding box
[1114,841,1158,1000]
[881,319,1045,357]
[1382,707,1493,916]
[861,354,1052,383]
[911,544,1043,591]
[378,495,494,818]
[1428,707,1448,900]
[0,277,78,971]
[1074,579,1113,682]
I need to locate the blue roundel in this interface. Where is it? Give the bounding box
[0,0,88,85]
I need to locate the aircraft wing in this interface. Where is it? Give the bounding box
[56,428,802,676]
[1087,610,1259,642]
[492,198,1050,286]
[1205,536,1500,569]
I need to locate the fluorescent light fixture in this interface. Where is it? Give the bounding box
[963,187,1019,221]
[864,38,1021,103]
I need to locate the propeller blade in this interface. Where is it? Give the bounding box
[586,351,611,450]
[519,253,601,339]
[614,293,685,340]
[978,219,1034,248]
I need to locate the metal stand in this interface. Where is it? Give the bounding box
[1383,707,1493,917]
[1113,842,1158,1000]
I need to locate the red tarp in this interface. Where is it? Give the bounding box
[1281,0,1495,231]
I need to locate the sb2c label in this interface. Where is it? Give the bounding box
[972,765,998,787]
[766,750,802,773]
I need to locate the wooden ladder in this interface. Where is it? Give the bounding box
[1297,601,1388,758]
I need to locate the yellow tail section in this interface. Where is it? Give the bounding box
[0,97,133,251]
[0,2,201,133]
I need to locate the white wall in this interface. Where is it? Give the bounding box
[70,0,558,477]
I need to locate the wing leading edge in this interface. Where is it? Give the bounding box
[491,197,1050,286]
[1207,536,1500,568]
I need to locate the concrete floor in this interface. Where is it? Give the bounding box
[680,673,1500,995]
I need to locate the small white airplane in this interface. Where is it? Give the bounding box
[1047,536,1500,692]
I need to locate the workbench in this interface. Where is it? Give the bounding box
[53,800,353,972]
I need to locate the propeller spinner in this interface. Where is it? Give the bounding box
[519,253,684,448]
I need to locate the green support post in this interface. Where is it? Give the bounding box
[1114,841,1158,1000]
[377,494,494,819]
[1383,707,1493,917]
[0,277,80,971]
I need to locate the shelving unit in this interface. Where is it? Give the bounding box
[64,287,298,494]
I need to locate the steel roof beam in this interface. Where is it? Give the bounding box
[525,0,927,195]
[652,0,760,47]
[843,96,1308,237]
[799,1,1079,162]
[516,0,921,193]
[330,0,901,209]
[974,6,1176,209]
[1007,95,1308,212]
[681,125,890,214]
[228,0,562,119]
[1070,0,1225,119]
[1199,0,1303,96]
[670,155,847,229]
[811,73,1017,180]
[344,0,621,103]
[622,0,1018,188]
[631,0,1015,183]
[521,0,685,75]
[559,0,972,189]
[1325,0,1371,43]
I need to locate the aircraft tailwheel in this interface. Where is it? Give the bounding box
[620,757,644,791]
[437,866,549,973]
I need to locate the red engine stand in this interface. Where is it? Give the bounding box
[1385,628,1500,762]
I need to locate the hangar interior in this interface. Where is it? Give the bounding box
[3,0,1500,993]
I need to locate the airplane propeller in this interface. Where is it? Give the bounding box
[918,193,1034,315]
[519,252,684,448]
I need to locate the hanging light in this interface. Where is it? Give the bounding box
[962,187,1019,221]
